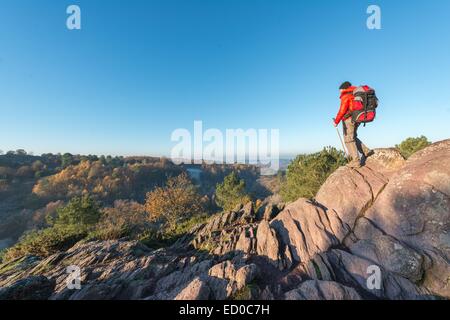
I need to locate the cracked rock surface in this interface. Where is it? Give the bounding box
[1,141,449,300]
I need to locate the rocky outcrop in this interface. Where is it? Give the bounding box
[269,199,340,267]
[256,220,283,269]
[190,202,258,256]
[0,141,449,300]
[255,142,449,299]
[0,240,261,300]
[284,280,361,300]
[361,140,450,297]
[0,275,55,300]
[174,277,210,300]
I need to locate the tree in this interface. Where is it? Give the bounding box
[31,160,44,172]
[144,172,203,231]
[15,149,27,156]
[61,153,74,168]
[215,172,251,211]
[280,147,347,202]
[51,195,101,227]
[396,136,431,159]
[32,159,182,203]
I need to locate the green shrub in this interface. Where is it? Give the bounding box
[170,213,209,237]
[396,136,431,159]
[137,213,210,249]
[280,147,347,202]
[215,172,251,211]
[138,229,172,249]
[2,225,88,262]
[3,195,101,262]
[50,195,101,227]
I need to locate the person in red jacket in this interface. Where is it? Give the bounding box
[333,81,371,167]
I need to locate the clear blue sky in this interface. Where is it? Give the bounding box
[1,0,449,157]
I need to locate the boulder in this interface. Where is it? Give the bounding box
[364,148,406,177]
[235,264,258,290]
[175,277,210,300]
[325,249,431,300]
[349,235,424,283]
[192,205,258,256]
[207,260,259,299]
[256,220,282,269]
[365,139,450,297]
[315,162,388,241]
[235,227,256,254]
[269,198,339,266]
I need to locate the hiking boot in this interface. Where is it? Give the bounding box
[360,149,374,164]
[347,159,362,168]
[364,149,375,158]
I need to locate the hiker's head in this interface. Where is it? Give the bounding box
[339,81,352,91]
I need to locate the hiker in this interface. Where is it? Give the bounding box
[333,81,376,167]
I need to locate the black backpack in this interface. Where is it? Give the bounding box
[352,85,379,125]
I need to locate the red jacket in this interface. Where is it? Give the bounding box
[334,86,356,125]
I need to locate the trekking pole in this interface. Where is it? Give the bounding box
[333,118,349,157]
